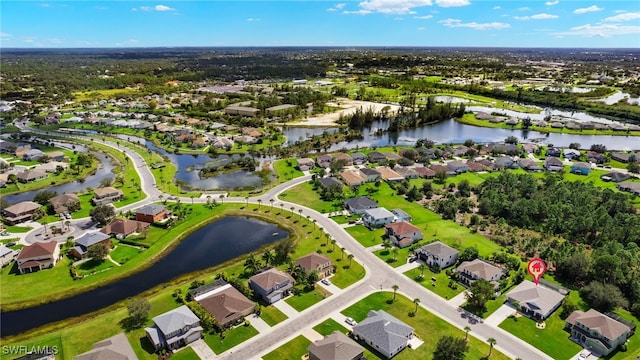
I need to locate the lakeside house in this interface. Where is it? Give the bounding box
[3,201,42,225]
[135,204,170,223]
[50,193,80,214]
[0,245,17,267]
[145,305,203,351]
[16,240,59,274]
[194,280,255,328]
[92,187,124,206]
[248,268,295,304]
[16,169,47,183]
[101,218,150,239]
[295,253,333,279]
[71,232,112,259]
[73,333,137,360]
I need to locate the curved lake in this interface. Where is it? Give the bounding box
[283,119,640,151]
[2,151,115,204]
[1,216,288,337]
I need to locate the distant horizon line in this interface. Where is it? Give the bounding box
[1,46,639,51]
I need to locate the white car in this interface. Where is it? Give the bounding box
[345,317,357,326]
[321,278,331,286]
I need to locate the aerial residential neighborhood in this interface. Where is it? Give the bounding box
[2,2,640,359]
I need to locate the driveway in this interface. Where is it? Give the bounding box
[485,304,518,327]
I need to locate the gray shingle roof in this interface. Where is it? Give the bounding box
[506,280,565,317]
[153,305,200,336]
[75,232,111,248]
[352,310,413,356]
[308,331,364,360]
[417,241,459,258]
[136,204,166,216]
[363,207,394,220]
[344,196,377,210]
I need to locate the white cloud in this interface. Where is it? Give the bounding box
[414,15,433,19]
[515,13,559,20]
[335,3,346,9]
[439,18,510,30]
[518,7,531,11]
[356,0,432,15]
[417,27,425,30]
[574,5,603,14]
[604,12,640,22]
[139,6,152,11]
[545,0,559,6]
[556,23,640,37]
[1,32,12,39]
[154,5,174,11]
[40,3,51,7]
[246,18,260,22]
[75,40,100,46]
[116,39,140,46]
[435,0,470,8]
[343,9,373,15]
[327,7,337,11]
[493,6,500,10]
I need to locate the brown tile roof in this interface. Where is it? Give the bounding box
[308,331,364,360]
[197,285,255,326]
[568,309,631,341]
[101,219,150,236]
[17,240,57,260]
[94,187,123,197]
[4,201,41,215]
[456,259,504,281]
[414,167,436,177]
[50,193,80,208]
[295,253,332,272]
[376,167,403,180]
[249,268,294,290]
[385,221,420,237]
[340,170,365,185]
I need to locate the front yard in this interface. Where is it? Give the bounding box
[313,318,348,336]
[261,335,311,360]
[259,304,288,326]
[404,266,464,300]
[285,286,332,312]
[204,324,259,354]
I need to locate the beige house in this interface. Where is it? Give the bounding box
[92,187,124,205]
[16,169,47,183]
[456,259,504,287]
[295,253,333,279]
[195,282,255,327]
[50,193,80,214]
[308,331,365,360]
[16,240,60,274]
[566,309,633,356]
[3,201,42,224]
[506,280,566,320]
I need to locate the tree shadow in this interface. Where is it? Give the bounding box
[120,316,146,332]
[138,335,157,355]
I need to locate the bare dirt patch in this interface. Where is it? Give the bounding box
[288,98,400,127]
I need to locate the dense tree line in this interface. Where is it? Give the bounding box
[389,97,465,131]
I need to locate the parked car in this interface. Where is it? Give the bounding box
[345,317,357,326]
[321,278,331,286]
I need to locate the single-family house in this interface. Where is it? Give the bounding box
[447,161,469,174]
[384,152,402,162]
[566,309,633,356]
[49,193,80,214]
[316,154,333,168]
[376,167,404,182]
[295,253,333,279]
[430,164,456,176]
[368,151,386,164]
[71,232,112,259]
[194,281,255,328]
[391,208,412,222]
[385,221,423,248]
[563,149,581,160]
[476,159,496,171]
[16,169,47,183]
[358,168,380,182]
[610,152,638,163]
[617,182,640,196]
[344,196,378,214]
[351,152,368,165]
[363,208,395,228]
[457,259,504,287]
[586,151,605,164]
[3,201,42,225]
[308,331,365,360]
[266,104,298,116]
[0,141,17,154]
[22,149,46,161]
[601,172,630,183]
[47,151,65,162]
[340,170,366,187]
[522,143,539,154]
[92,187,124,205]
[413,166,436,178]
[101,218,150,239]
[0,245,18,267]
[352,310,414,359]
[570,162,591,175]
[546,147,562,157]
[518,158,543,172]
[16,240,59,274]
[319,177,343,190]
[466,161,488,172]
[394,166,419,179]
[334,153,354,166]
[506,280,566,320]
[415,241,459,269]
[544,157,564,172]
[73,333,137,360]
[453,145,469,157]
[248,268,295,304]
[297,158,315,171]
[136,204,170,223]
[145,305,203,351]
[224,105,260,118]
[493,156,517,170]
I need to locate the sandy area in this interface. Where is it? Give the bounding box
[290,98,400,127]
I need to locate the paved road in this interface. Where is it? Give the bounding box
[18,123,552,360]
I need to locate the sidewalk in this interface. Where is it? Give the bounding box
[189,338,216,358]
[272,298,299,318]
[247,314,271,333]
[484,304,517,327]
[395,261,420,273]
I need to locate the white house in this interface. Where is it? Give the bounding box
[362,207,395,228]
[415,241,459,269]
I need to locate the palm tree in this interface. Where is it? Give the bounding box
[487,338,496,357]
[219,194,224,204]
[244,253,261,274]
[280,203,284,212]
[257,199,262,209]
[340,247,346,260]
[206,195,211,205]
[413,298,420,313]
[312,219,317,231]
[392,284,399,301]
[298,209,303,219]
[331,239,337,251]
[348,254,354,267]
[65,220,70,232]
[190,195,194,204]
[262,249,274,266]
[392,247,399,262]
[418,263,426,279]
[464,326,471,341]
[245,196,250,206]
[269,199,274,211]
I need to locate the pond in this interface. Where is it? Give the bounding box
[1,216,288,337]
[2,151,115,204]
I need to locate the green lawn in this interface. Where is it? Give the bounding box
[109,244,143,265]
[341,292,510,360]
[170,347,200,360]
[279,181,340,214]
[346,225,385,248]
[260,304,288,326]
[75,259,115,277]
[313,318,348,336]
[373,246,411,268]
[330,214,361,224]
[4,225,33,233]
[285,286,332,312]
[608,309,640,360]
[204,324,259,354]
[261,335,312,360]
[499,312,581,360]
[404,267,464,300]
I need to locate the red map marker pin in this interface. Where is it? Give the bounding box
[527,258,547,285]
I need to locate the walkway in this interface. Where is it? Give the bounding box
[247,314,271,333]
[272,299,299,318]
[485,304,517,327]
[190,339,216,358]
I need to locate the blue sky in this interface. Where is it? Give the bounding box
[1,1,639,48]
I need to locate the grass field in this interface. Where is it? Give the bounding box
[72,88,141,102]
[261,335,312,360]
[313,318,349,336]
[109,244,143,265]
[170,347,199,360]
[260,304,288,326]
[285,286,332,312]
[341,292,509,360]
[404,267,464,300]
[204,324,259,354]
